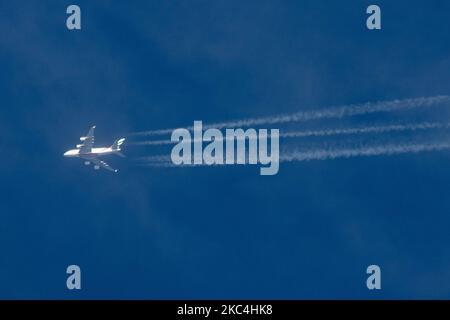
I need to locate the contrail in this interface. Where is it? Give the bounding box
[135,141,450,167]
[280,142,450,162]
[282,122,450,139]
[135,155,171,162]
[128,121,450,146]
[128,95,450,137]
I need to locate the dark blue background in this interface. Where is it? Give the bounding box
[0,1,450,298]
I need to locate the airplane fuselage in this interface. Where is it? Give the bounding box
[63,147,116,158]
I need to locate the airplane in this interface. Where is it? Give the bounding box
[64,125,125,173]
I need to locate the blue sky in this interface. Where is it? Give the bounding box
[0,0,450,299]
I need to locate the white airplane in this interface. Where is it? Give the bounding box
[64,126,125,173]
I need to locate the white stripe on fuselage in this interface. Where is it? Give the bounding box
[90,147,113,154]
[82,148,115,157]
[64,147,116,158]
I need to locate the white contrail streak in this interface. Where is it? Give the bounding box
[128,121,450,146]
[129,95,450,137]
[280,142,450,162]
[282,122,450,138]
[135,142,450,167]
[135,155,172,162]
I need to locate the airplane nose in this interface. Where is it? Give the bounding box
[63,151,68,157]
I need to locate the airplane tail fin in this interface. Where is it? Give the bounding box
[111,138,125,151]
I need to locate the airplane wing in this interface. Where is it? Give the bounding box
[78,125,95,153]
[90,158,118,173]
